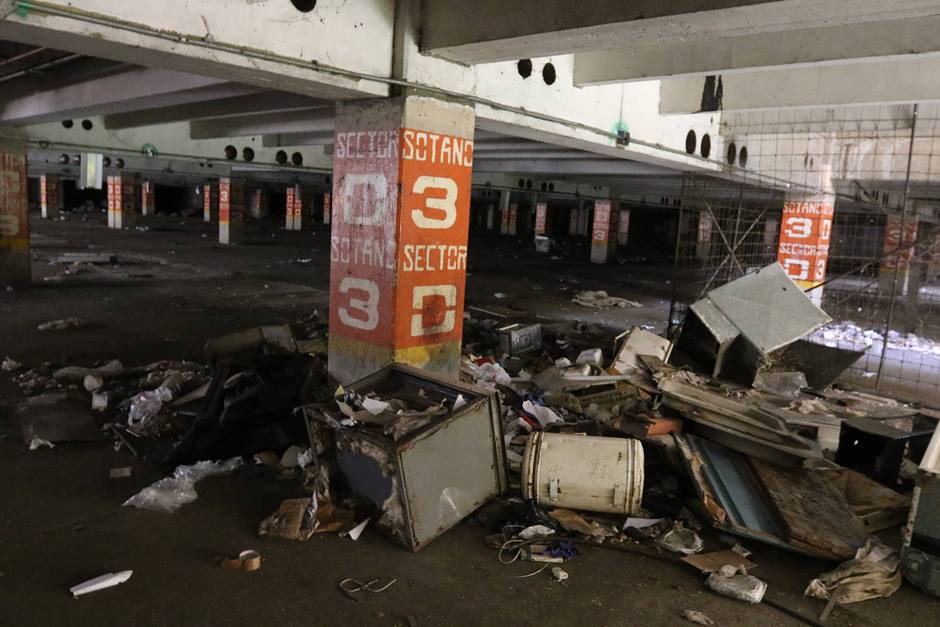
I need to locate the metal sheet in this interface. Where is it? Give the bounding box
[689,299,739,346]
[660,378,823,464]
[770,339,864,390]
[400,401,502,548]
[703,263,831,355]
[686,434,783,537]
[335,364,506,551]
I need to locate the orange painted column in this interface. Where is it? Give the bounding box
[0,128,30,287]
[590,200,615,264]
[327,96,475,383]
[203,181,218,223]
[534,201,547,237]
[879,210,918,296]
[40,174,62,219]
[286,184,303,231]
[107,174,138,229]
[776,192,835,305]
[141,180,155,216]
[322,192,331,225]
[219,177,245,245]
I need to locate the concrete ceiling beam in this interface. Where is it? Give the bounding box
[189,108,334,140]
[473,158,676,177]
[575,15,940,85]
[0,64,244,125]
[0,0,392,100]
[261,132,336,148]
[422,0,940,64]
[660,56,940,113]
[103,91,321,130]
[473,150,607,160]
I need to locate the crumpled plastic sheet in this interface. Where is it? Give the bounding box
[122,457,243,514]
[521,400,563,427]
[659,525,704,555]
[127,386,174,429]
[463,360,512,389]
[804,539,901,604]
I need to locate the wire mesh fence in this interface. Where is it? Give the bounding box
[667,174,784,334]
[670,103,940,403]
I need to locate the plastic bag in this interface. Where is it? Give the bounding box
[706,565,767,604]
[127,386,174,429]
[660,525,704,555]
[804,539,900,603]
[122,457,243,513]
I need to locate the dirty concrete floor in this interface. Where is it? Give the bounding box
[1,214,938,627]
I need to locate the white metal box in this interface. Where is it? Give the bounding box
[332,365,507,551]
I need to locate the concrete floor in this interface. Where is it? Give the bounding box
[1,214,938,626]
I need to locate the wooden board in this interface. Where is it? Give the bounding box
[749,457,870,560]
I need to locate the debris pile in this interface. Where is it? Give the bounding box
[4,264,938,616]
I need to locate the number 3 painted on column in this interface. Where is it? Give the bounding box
[338,277,379,331]
[411,176,457,229]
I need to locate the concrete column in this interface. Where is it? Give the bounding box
[108,174,138,229]
[140,180,155,216]
[249,188,265,219]
[203,181,218,223]
[695,213,713,259]
[286,184,302,231]
[40,174,63,219]
[486,203,496,230]
[499,190,510,234]
[777,192,835,306]
[0,127,30,288]
[322,192,332,225]
[508,203,519,236]
[617,208,631,247]
[577,202,591,235]
[534,201,548,237]
[763,217,779,251]
[219,177,246,245]
[590,199,616,264]
[879,210,918,296]
[327,95,475,383]
[569,207,579,235]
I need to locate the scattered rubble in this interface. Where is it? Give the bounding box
[6,263,937,617]
[36,317,88,331]
[572,290,641,309]
[681,610,715,625]
[810,321,940,356]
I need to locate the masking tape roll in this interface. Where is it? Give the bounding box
[219,549,261,572]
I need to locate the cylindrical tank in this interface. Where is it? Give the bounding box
[521,432,644,515]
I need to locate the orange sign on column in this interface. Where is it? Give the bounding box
[534,201,547,236]
[880,214,918,272]
[322,192,332,225]
[219,178,245,244]
[203,182,218,223]
[141,180,155,216]
[776,195,834,292]
[0,151,30,286]
[40,174,61,219]
[591,200,613,264]
[327,97,474,383]
[286,184,304,230]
